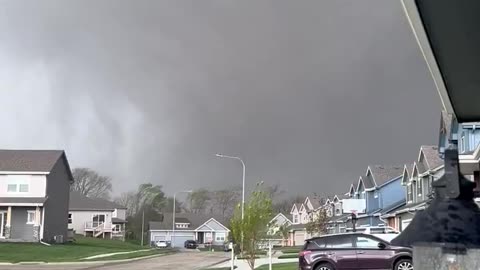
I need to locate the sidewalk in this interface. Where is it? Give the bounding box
[212,257,297,270]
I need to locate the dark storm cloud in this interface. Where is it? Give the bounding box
[0,0,440,196]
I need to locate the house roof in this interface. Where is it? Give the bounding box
[0,150,64,172]
[112,218,127,224]
[361,174,375,190]
[328,214,350,223]
[269,213,292,226]
[419,145,444,171]
[69,191,126,211]
[0,197,47,204]
[367,165,404,187]
[402,164,414,184]
[149,213,229,231]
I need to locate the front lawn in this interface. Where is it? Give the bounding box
[0,236,152,263]
[277,248,300,254]
[256,262,297,270]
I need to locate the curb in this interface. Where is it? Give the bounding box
[0,252,175,266]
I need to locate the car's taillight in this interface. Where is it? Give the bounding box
[299,250,312,257]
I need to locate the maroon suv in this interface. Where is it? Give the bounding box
[299,233,412,270]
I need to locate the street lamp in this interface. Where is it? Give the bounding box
[172,190,192,248]
[216,153,246,220]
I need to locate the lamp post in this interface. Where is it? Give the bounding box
[215,153,246,220]
[172,190,192,248]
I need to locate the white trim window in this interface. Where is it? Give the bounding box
[19,184,29,193]
[417,179,423,198]
[215,232,226,241]
[27,211,36,225]
[7,184,17,193]
[293,214,299,224]
[407,183,413,203]
[68,213,73,224]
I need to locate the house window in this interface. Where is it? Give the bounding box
[19,184,29,193]
[293,215,299,224]
[68,213,72,224]
[417,179,423,198]
[176,223,189,228]
[27,211,36,224]
[216,232,226,241]
[7,184,17,192]
[407,184,413,203]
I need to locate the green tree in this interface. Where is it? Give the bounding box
[277,224,291,247]
[231,183,273,270]
[305,207,329,236]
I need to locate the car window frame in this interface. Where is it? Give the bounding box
[323,234,355,250]
[353,234,389,249]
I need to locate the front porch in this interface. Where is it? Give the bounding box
[0,205,43,242]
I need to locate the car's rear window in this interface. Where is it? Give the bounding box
[324,235,353,248]
[304,238,326,250]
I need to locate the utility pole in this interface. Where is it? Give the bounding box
[141,209,145,246]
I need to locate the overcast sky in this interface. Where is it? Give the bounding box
[0,0,441,197]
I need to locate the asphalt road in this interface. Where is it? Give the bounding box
[0,252,229,270]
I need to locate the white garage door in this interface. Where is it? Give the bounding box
[172,234,195,248]
[294,232,305,246]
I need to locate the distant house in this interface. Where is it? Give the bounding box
[268,213,292,246]
[0,150,73,243]
[352,165,405,230]
[68,191,127,240]
[382,145,444,231]
[148,213,230,247]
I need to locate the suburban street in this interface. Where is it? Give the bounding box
[0,253,229,270]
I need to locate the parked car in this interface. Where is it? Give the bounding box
[184,240,198,249]
[155,241,169,248]
[299,233,412,270]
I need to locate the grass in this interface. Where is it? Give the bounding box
[0,236,153,263]
[277,254,298,259]
[256,262,298,270]
[198,245,225,252]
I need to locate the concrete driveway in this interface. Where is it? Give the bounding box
[0,252,229,270]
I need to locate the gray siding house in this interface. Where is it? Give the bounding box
[0,150,73,243]
[69,191,127,240]
[149,213,230,247]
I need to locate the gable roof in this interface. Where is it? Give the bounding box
[290,203,300,214]
[367,165,404,187]
[356,176,367,192]
[69,191,126,211]
[0,150,63,172]
[149,213,229,231]
[303,197,313,211]
[269,213,292,226]
[419,145,444,171]
[0,150,74,181]
[362,169,376,189]
[402,164,414,185]
[298,203,307,213]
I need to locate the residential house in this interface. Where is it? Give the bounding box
[289,202,308,246]
[439,112,480,189]
[382,145,444,231]
[352,165,405,230]
[148,213,229,247]
[0,150,73,243]
[68,191,127,240]
[268,213,292,246]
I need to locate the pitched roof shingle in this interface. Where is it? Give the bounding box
[368,165,404,187]
[0,150,66,172]
[420,145,444,171]
[69,191,126,211]
[149,213,229,231]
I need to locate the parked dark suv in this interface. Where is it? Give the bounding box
[299,233,412,270]
[184,240,198,249]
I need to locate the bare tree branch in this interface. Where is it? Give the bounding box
[70,168,112,199]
